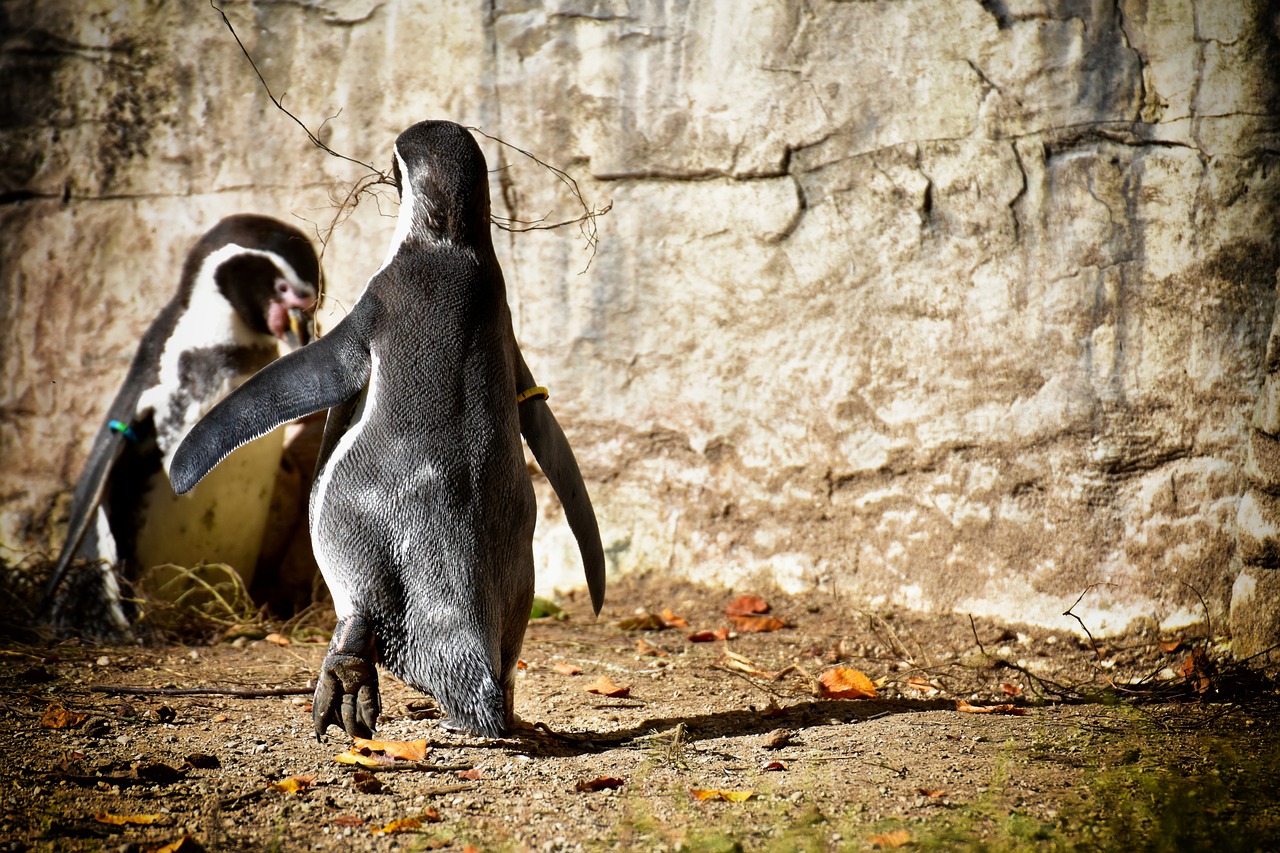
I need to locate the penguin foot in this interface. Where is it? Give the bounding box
[313,615,380,741]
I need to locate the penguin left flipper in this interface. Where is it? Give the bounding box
[170,305,375,495]
[514,347,607,614]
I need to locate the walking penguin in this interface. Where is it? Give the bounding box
[40,215,320,639]
[170,120,607,738]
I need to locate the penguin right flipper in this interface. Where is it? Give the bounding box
[170,306,375,496]
[514,348,607,614]
[38,327,168,617]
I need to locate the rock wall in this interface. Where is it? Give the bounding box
[3,0,1279,641]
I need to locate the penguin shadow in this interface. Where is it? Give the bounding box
[438,697,958,757]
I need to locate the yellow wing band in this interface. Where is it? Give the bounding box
[516,385,550,405]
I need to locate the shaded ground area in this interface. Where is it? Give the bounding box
[1,573,1278,852]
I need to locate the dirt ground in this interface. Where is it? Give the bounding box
[2,572,1278,853]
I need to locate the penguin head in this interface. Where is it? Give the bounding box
[186,215,321,347]
[389,120,492,250]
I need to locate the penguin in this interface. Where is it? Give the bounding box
[39,214,321,639]
[169,120,606,740]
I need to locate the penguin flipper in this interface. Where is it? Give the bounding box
[38,334,164,617]
[170,313,373,495]
[515,348,606,614]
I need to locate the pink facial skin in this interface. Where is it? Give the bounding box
[267,277,317,341]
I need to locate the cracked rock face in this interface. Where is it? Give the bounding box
[3,0,1280,648]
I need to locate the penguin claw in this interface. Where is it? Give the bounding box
[313,615,380,740]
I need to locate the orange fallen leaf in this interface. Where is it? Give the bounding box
[1159,639,1183,654]
[905,676,935,693]
[763,761,787,771]
[585,675,631,698]
[93,811,167,826]
[332,815,365,827]
[617,613,666,631]
[868,829,912,848]
[553,662,582,676]
[728,614,787,633]
[1179,647,1214,694]
[517,659,528,669]
[153,836,205,853]
[636,638,668,657]
[457,768,483,781]
[575,776,624,792]
[268,774,316,794]
[264,633,290,647]
[41,705,88,729]
[955,699,1026,715]
[352,737,429,762]
[725,594,770,616]
[917,787,947,797]
[690,788,755,802]
[818,667,878,700]
[372,817,423,835]
[659,608,689,628]
[334,750,398,768]
[687,628,732,642]
[1001,683,1023,696]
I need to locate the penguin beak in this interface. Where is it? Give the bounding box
[285,307,313,348]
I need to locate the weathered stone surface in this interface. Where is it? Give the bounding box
[3,0,1280,641]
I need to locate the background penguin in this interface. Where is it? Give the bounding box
[170,120,606,739]
[40,214,321,639]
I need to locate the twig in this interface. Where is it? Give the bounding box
[90,685,312,698]
[968,614,986,656]
[467,126,612,272]
[210,2,381,175]
[1178,580,1214,640]
[1063,583,1113,660]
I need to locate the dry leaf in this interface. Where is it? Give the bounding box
[575,776,624,792]
[352,737,428,762]
[617,613,666,631]
[153,836,206,853]
[585,675,631,698]
[690,788,755,802]
[93,811,167,826]
[955,699,1026,715]
[658,607,688,628]
[687,629,731,642]
[1001,683,1023,696]
[353,771,383,794]
[264,633,290,647]
[868,829,912,848]
[332,815,366,827]
[905,676,935,693]
[334,750,398,768]
[41,705,88,729]
[636,638,668,657]
[818,667,878,700]
[763,761,787,771]
[917,787,947,797]
[715,650,774,678]
[553,662,582,676]
[212,714,229,723]
[268,774,316,794]
[725,594,770,615]
[372,817,423,835]
[517,659,528,669]
[1179,647,1214,694]
[728,614,787,633]
[1159,639,1182,654]
[457,768,483,781]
